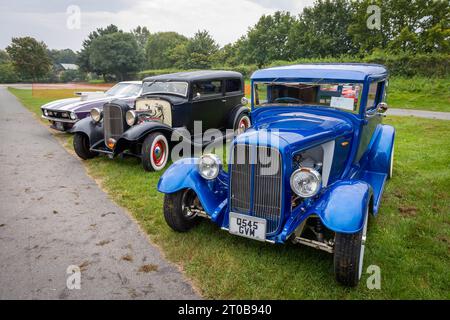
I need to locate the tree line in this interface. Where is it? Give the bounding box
[1,0,448,83]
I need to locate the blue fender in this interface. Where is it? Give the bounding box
[71,117,104,145]
[367,124,395,174]
[157,158,229,223]
[313,180,372,234]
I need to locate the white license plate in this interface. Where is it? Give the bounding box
[55,122,64,130]
[229,212,266,242]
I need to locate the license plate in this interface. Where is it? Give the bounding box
[229,212,266,242]
[55,122,64,130]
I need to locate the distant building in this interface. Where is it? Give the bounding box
[59,63,79,71]
[54,63,80,80]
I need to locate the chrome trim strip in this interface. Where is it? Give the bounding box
[41,115,77,123]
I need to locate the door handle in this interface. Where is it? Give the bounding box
[221,99,226,103]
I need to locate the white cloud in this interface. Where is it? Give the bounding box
[0,0,314,50]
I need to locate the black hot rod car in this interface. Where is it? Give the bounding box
[71,71,251,171]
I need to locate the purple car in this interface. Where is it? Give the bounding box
[41,81,143,132]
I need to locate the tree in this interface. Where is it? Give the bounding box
[240,11,296,67]
[145,32,188,69]
[132,26,151,51]
[88,32,144,81]
[288,0,357,59]
[420,20,450,53]
[349,0,450,54]
[0,50,10,64]
[77,24,121,74]
[387,27,419,53]
[6,36,52,81]
[48,49,78,64]
[0,63,19,83]
[182,30,219,69]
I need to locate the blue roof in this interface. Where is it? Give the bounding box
[251,63,388,82]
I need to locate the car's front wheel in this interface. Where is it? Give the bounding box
[163,189,200,232]
[333,206,369,287]
[141,132,169,172]
[73,133,98,160]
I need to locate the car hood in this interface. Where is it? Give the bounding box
[41,94,134,112]
[138,94,188,105]
[235,109,353,152]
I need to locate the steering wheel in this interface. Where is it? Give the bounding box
[274,97,303,104]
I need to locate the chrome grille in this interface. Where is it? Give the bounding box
[230,145,252,213]
[103,104,124,142]
[45,110,70,119]
[230,145,283,234]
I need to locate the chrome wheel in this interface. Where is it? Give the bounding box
[236,115,251,135]
[181,189,198,220]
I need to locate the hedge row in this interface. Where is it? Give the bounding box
[138,52,449,79]
[269,52,450,78]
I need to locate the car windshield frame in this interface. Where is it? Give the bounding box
[106,83,142,97]
[142,80,189,98]
[253,80,365,114]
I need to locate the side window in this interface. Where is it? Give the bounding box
[366,82,381,110]
[192,80,223,97]
[225,79,242,93]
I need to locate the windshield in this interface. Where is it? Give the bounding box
[254,82,363,112]
[142,81,189,97]
[106,83,141,97]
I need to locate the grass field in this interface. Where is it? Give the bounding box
[387,77,450,112]
[9,88,450,299]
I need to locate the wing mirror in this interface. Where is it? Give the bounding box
[377,102,389,114]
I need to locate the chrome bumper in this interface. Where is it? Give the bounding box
[41,115,77,123]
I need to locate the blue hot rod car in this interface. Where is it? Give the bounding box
[158,64,395,286]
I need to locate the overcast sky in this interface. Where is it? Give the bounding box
[0,0,315,51]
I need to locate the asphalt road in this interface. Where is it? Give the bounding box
[0,87,199,300]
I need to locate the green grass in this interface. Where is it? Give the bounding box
[388,77,450,112]
[9,87,450,299]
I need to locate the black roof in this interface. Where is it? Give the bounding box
[143,70,243,82]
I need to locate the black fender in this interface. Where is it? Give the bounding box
[70,117,104,146]
[227,105,250,129]
[115,121,174,154]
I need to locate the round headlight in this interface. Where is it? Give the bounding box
[90,108,102,123]
[290,168,322,198]
[198,154,221,180]
[125,110,137,126]
[43,109,48,116]
[70,112,77,120]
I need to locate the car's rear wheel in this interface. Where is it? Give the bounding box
[73,133,98,160]
[333,206,369,287]
[141,132,169,172]
[234,113,251,135]
[163,189,200,232]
